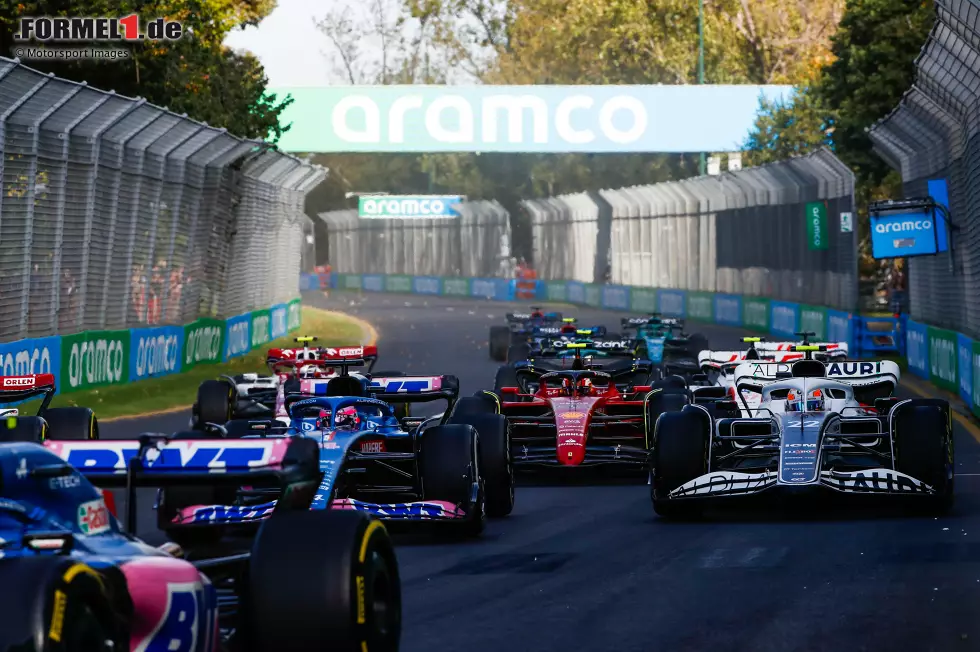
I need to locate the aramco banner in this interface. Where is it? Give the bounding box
[270,85,794,153]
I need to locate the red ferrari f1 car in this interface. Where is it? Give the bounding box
[489,369,655,469]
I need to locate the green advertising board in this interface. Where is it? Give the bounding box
[287,299,302,332]
[385,274,413,293]
[630,288,657,313]
[338,274,362,290]
[687,292,713,322]
[61,330,130,393]
[806,201,828,251]
[441,277,470,296]
[250,309,272,348]
[584,284,601,308]
[799,305,827,341]
[545,281,567,302]
[743,297,770,332]
[183,317,225,370]
[928,326,958,392]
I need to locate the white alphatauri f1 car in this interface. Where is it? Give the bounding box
[650,351,954,518]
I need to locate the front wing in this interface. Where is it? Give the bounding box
[666,468,936,499]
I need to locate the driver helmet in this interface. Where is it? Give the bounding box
[315,408,332,429]
[560,324,577,334]
[334,406,359,428]
[578,377,593,392]
[786,389,825,412]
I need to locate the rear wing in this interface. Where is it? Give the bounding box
[368,375,460,404]
[42,436,319,489]
[0,374,57,408]
[733,360,900,395]
[756,341,848,357]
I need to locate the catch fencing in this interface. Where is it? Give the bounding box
[318,199,512,277]
[520,148,858,311]
[0,55,325,344]
[868,0,980,340]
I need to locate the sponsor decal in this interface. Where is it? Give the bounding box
[63,332,128,391]
[826,469,931,493]
[561,438,583,446]
[187,503,276,523]
[2,376,36,387]
[561,412,586,419]
[826,362,880,376]
[77,498,110,535]
[49,474,81,490]
[359,440,386,453]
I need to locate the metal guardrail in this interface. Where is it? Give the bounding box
[318,199,512,277]
[868,0,980,339]
[520,149,858,311]
[0,55,325,343]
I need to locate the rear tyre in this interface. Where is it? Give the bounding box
[420,424,485,537]
[0,416,47,443]
[489,326,510,362]
[42,407,99,440]
[0,557,124,652]
[197,379,234,427]
[650,406,710,519]
[894,400,954,513]
[447,400,513,517]
[646,389,690,430]
[247,511,401,652]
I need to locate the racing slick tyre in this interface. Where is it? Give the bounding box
[650,405,710,519]
[420,424,485,537]
[646,386,690,430]
[447,398,514,517]
[41,407,99,440]
[246,510,401,652]
[196,379,234,428]
[0,416,50,443]
[489,326,510,362]
[894,399,954,513]
[507,343,531,364]
[0,557,125,652]
[454,391,500,415]
[493,365,521,394]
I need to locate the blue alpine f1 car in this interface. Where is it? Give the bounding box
[159,358,514,539]
[0,379,400,652]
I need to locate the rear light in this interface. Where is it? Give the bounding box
[633,385,652,392]
[359,439,386,453]
[501,386,519,394]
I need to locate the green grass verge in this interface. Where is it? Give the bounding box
[17,307,368,421]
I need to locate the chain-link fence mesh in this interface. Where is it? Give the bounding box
[0,56,325,343]
[868,0,980,338]
[520,149,858,310]
[318,199,512,277]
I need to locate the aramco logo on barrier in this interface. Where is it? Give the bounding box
[186,325,222,366]
[69,339,124,389]
[359,195,461,219]
[1,345,52,376]
[135,333,179,378]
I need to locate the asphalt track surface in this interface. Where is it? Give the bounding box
[105,292,980,652]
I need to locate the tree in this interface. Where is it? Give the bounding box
[0,0,292,142]
[743,87,835,166]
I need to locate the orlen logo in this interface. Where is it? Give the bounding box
[875,219,932,233]
[2,376,34,387]
[339,347,363,357]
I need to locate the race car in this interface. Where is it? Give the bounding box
[622,315,708,379]
[26,432,399,652]
[191,337,380,427]
[650,351,953,518]
[0,373,100,440]
[505,325,611,364]
[168,357,513,539]
[493,338,654,394]
[754,332,849,361]
[491,368,655,469]
[488,307,565,361]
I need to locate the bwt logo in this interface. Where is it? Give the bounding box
[135,333,179,378]
[331,94,649,145]
[875,219,932,233]
[604,287,628,308]
[414,278,440,294]
[271,308,288,339]
[472,280,496,297]
[1,346,52,376]
[772,306,796,334]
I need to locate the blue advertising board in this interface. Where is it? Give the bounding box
[269,303,289,340]
[361,274,384,292]
[0,335,62,381]
[714,294,742,326]
[567,282,586,304]
[769,301,800,338]
[658,290,686,317]
[905,318,929,379]
[130,326,184,382]
[412,276,442,294]
[601,285,630,310]
[827,310,854,351]
[224,313,252,361]
[870,185,949,260]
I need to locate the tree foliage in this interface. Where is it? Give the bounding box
[0,0,291,141]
